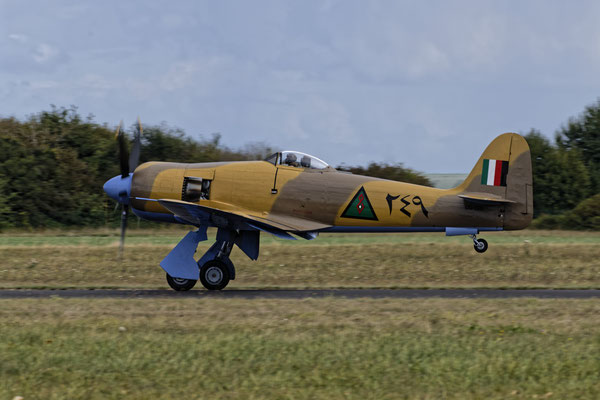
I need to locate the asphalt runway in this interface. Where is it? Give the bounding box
[1,288,600,299]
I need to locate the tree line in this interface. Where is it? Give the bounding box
[0,107,274,229]
[0,106,430,229]
[526,100,600,229]
[0,101,599,230]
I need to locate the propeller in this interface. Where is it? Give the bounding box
[129,117,142,172]
[104,119,143,258]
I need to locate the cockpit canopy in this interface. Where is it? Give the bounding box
[264,151,329,170]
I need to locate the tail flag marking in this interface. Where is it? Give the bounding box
[481,159,508,187]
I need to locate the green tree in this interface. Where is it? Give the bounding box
[0,177,12,230]
[556,99,600,193]
[0,106,439,228]
[140,125,204,163]
[0,107,276,228]
[533,193,600,230]
[336,162,432,186]
[0,107,119,227]
[565,193,600,230]
[525,130,590,216]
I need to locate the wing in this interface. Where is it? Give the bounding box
[158,199,330,240]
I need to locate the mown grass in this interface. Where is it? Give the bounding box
[0,230,599,289]
[2,230,598,399]
[1,298,599,399]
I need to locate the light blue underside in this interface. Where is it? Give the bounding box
[323,226,503,235]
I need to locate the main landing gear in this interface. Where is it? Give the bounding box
[165,238,235,291]
[470,234,488,253]
[166,260,231,291]
[160,228,259,292]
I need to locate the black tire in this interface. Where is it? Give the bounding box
[200,259,230,291]
[166,273,197,291]
[474,238,488,253]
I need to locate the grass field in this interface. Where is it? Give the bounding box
[1,229,599,399]
[1,298,600,399]
[1,229,599,289]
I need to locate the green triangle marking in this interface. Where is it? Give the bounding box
[341,186,378,221]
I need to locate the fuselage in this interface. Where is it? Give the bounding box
[128,159,514,231]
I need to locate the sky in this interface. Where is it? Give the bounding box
[1,0,600,173]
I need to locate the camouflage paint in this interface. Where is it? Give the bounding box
[129,133,532,232]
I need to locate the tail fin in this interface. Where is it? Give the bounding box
[455,133,533,230]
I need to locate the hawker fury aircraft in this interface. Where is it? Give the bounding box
[104,123,532,291]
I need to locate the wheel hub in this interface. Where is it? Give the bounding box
[205,266,223,284]
[172,277,189,285]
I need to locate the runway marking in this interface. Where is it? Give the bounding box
[1,289,599,299]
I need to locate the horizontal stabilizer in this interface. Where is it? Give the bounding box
[458,192,516,206]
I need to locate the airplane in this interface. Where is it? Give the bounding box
[103,122,532,291]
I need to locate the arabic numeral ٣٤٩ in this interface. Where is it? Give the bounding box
[386,194,429,218]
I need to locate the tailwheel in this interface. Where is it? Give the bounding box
[200,259,231,291]
[166,273,197,291]
[473,238,488,253]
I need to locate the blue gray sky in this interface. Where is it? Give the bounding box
[2,0,600,172]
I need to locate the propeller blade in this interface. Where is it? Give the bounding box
[114,121,121,139]
[129,117,142,172]
[117,121,130,179]
[119,204,129,258]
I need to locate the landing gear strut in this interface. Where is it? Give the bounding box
[161,228,259,292]
[470,234,488,253]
